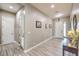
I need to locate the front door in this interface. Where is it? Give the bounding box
[2,14,14,44]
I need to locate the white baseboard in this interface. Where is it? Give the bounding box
[52,36,63,39]
[24,36,53,53]
[0,41,18,45]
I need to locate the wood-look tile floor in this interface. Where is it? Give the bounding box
[0,39,79,56]
[0,43,27,56]
[27,39,63,56]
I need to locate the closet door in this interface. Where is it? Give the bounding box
[2,13,15,44]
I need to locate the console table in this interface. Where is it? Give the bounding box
[63,38,78,56]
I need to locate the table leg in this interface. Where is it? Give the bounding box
[76,52,78,56]
[63,48,64,56]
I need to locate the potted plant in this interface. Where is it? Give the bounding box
[67,29,79,48]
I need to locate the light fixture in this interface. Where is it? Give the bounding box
[9,6,13,9]
[72,9,79,14]
[41,19,45,22]
[51,4,55,8]
[23,10,25,14]
[55,13,64,18]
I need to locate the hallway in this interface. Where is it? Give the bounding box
[0,38,78,56]
[26,38,62,56]
[0,3,79,56]
[0,38,63,56]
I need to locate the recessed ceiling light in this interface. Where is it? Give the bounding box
[55,13,64,18]
[23,10,25,14]
[9,6,13,9]
[72,9,79,14]
[51,4,55,8]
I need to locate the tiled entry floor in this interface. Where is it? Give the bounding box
[0,39,78,56]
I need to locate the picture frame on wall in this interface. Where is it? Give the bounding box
[45,24,47,29]
[36,21,42,28]
[49,24,52,29]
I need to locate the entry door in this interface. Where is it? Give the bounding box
[55,19,64,38]
[2,15,14,44]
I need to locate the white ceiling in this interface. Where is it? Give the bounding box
[31,3,73,19]
[0,3,23,13]
[0,3,73,19]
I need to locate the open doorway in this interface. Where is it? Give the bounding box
[0,3,24,49]
[54,18,64,38]
[1,11,15,44]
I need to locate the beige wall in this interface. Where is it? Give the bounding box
[24,4,53,50]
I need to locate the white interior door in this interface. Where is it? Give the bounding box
[2,15,14,44]
[55,19,64,38]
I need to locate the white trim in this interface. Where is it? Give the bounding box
[24,36,53,53]
[0,41,17,45]
[52,36,63,39]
